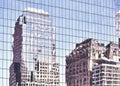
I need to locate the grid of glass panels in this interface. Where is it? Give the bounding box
[0,0,120,86]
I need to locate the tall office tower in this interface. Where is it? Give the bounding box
[66,38,120,86]
[9,7,58,86]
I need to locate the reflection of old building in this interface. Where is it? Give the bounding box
[9,8,59,86]
[66,38,120,86]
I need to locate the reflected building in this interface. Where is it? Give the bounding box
[66,38,120,86]
[21,59,60,86]
[9,7,59,86]
[92,59,120,86]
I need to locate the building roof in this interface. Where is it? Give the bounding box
[75,38,94,48]
[23,7,49,16]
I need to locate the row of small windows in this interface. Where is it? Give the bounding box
[93,66,120,73]
[66,61,88,75]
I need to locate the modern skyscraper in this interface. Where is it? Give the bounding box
[66,38,120,86]
[9,7,59,86]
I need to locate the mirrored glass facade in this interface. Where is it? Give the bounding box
[0,0,120,86]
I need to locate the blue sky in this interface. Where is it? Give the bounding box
[0,0,119,86]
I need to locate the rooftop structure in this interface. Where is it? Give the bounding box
[23,7,49,16]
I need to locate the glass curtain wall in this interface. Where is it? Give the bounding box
[0,0,119,86]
